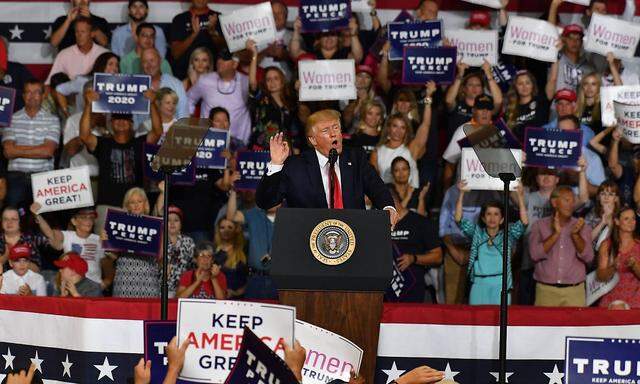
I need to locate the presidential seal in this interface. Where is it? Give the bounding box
[309,219,356,265]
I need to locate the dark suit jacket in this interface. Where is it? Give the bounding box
[256,147,394,210]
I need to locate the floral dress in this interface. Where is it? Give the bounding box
[247,89,298,151]
[167,234,195,297]
[599,240,640,309]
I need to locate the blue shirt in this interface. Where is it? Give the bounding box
[110,23,167,59]
[133,74,188,129]
[244,208,274,271]
[542,120,594,147]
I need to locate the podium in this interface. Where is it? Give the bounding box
[271,208,392,383]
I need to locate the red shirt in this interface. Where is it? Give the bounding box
[179,269,227,299]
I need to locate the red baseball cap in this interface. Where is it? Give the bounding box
[296,53,316,64]
[54,252,88,277]
[562,24,584,37]
[168,205,183,220]
[9,243,31,261]
[554,88,577,103]
[356,65,374,76]
[469,11,491,28]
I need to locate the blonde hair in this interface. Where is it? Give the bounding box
[391,89,420,123]
[214,218,247,269]
[155,87,178,105]
[306,109,341,137]
[358,99,385,132]
[378,113,413,146]
[576,73,601,123]
[122,187,150,215]
[187,47,213,82]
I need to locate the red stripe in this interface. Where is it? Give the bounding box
[25,64,54,82]
[2,296,640,326]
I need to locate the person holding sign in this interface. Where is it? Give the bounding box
[504,70,550,141]
[455,180,528,305]
[176,241,227,299]
[256,109,397,226]
[289,16,363,63]
[596,206,640,309]
[545,24,594,98]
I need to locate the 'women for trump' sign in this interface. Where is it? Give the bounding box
[299,59,356,101]
[502,16,559,63]
[219,2,277,53]
[446,29,498,66]
[584,14,640,59]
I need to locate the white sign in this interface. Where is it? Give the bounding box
[600,85,640,126]
[31,166,94,213]
[584,14,640,59]
[585,270,619,306]
[614,101,640,143]
[461,0,501,9]
[296,320,363,384]
[446,29,498,66]
[350,0,371,13]
[177,299,295,383]
[219,2,277,53]
[460,148,522,191]
[502,16,559,63]
[299,59,357,102]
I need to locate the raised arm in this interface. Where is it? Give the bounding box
[50,8,78,48]
[247,39,258,92]
[170,13,201,60]
[499,0,510,27]
[606,53,624,86]
[590,125,614,155]
[409,81,435,160]
[445,62,468,111]
[79,89,99,151]
[515,183,529,226]
[145,90,163,144]
[288,18,306,59]
[608,128,623,179]
[30,202,64,250]
[347,17,364,63]
[482,60,503,114]
[376,42,392,93]
[545,61,559,101]
[454,180,467,223]
[577,156,590,206]
[548,0,564,26]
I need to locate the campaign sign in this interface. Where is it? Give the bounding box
[585,270,619,306]
[143,143,196,186]
[144,321,194,384]
[103,209,163,256]
[92,73,151,114]
[565,0,589,4]
[402,46,457,85]
[387,20,443,61]
[461,0,501,9]
[219,2,277,53]
[31,166,93,213]
[446,29,498,66]
[614,101,640,144]
[225,327,299,384]
[491,62,517,93]
[235,151,270,191]
[565,337,640,384]
[299,0,351,33]
[502,16,559,63]
[585,14,640,59]
[195,128,229,169]
[601,85,640,126]
[299,59,356,102]
[460,148,522,191]
[0,86,16,127]
[350,0,371,13]
[176,299,296,383]
[524,127,582,169]
[295,320,363,384]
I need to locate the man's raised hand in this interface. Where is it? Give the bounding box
[269,132,289,165]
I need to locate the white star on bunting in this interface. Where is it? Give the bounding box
[43,26,52,40]
[61,354,73,378]
[9,25,24,40]
[443,362,460,381]
[30,350,44,373]
[543,364,564,384]
[2,347,15,370]
[382,361,406,384]
[94,356,117,381]
[490,371,514,382]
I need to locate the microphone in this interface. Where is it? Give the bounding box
[328,148,338,167]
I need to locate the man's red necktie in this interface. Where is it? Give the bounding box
[330,165,343,209]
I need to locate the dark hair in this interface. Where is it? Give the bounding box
[1,206,25,233]
[75,16,94,30]
[90,52,119,75]
[609,206,638,263]
[136,22,155,37]
[49,72,70,89]
[479,201,504,228]
[261,66,295,110]
[594,180,620,217]
[558,115,580,130]
[195,241,216,257]
[23,79,44,93]
[416,0,438,10]
[270,0,288,16]
[209,106,230,121]
[391,156,410,172]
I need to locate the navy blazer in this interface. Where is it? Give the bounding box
[256,147,394,210]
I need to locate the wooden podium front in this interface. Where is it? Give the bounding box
[271,208,392,383]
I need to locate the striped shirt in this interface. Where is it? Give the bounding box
[2,108,60,172]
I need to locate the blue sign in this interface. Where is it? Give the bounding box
[491,62,517,93]
[565,337,640,384]
[0,86,15,127]
[388,20,443,61]
[225,327,299,384]
[195,128,229,169]
[143,143,196,186]
[457,119,522,149]
[525,127,582,169]
[401,46,457,85]
[144,321,195,384]
[92,73,151,114]
[235,151,270,191]
[299,0,351,33]
[393,10,414,23]
[103,209,163,256]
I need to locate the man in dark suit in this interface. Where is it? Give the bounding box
[256,109,397,227]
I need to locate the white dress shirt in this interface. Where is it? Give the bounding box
[0,269,47,296]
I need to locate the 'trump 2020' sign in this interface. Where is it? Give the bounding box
[92,73,151,114]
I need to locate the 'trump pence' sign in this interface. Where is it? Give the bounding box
[502,16,559,63]
[0,86,16,127]
[446,29,498,66]
[296,320,363,384]
[300,0,351,32]
[299,59,356,101]
[402,46,457,84]
[584,14,640,59]
[564,337,640,384]
[31,166,93,213]
[387,20,443,61]
[103,209,163,256]
[600,85,640,126]
[614,101,640,144]
[177,299,295,383]
[236,151,270,191]
[460,148,522,191]
[219,2,276,53]
[92,73,151,114]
